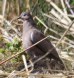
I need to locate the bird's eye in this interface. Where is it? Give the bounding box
[24,13,27,16]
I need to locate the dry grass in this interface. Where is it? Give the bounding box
[0,0,74,77]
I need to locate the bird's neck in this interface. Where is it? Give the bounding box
[23,19,36,32]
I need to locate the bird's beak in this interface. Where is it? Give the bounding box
[17,16,21,19]
[17,16,23,22]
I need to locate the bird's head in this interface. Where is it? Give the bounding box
[18,12,32,21]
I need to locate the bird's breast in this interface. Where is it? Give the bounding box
[22,31,32,49]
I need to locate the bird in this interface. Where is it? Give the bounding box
[18,12,65,70]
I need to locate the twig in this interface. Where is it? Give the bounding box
[25,0,30,11]
[46,0,71,23]
[43,13,74,32]
[35,16,48,34]
[2,0,7,25]
[21,20,74,71]
[56,20,74,46]
[50,9,68,25]
[35,15,66,36]
[44,27,48,34]
[29,60,34,72]
[22,55,29,75]
[65,0,74,15]
[50,35,74,48]
[34,15,74,48]
[0,15,20,39]
[35,16,48,28]
[0,27,13,42]
[0,18,73,66]
[32,0,38,13]
[35,15,57,35]
[61,0,67,14]
[68,14,74,18]
[0,35,50,65]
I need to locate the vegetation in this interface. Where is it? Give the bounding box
[0,0,74,77]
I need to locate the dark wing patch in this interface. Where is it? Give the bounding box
[30,29,61,61]
[30,29,52,52]
[31,29,45,43]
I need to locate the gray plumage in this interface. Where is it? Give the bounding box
[18,12,65,70]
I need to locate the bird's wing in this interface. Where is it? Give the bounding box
[31,29,45,43]
[30,29,65,69]
[30,29,53,52]
[30,29,60,60]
